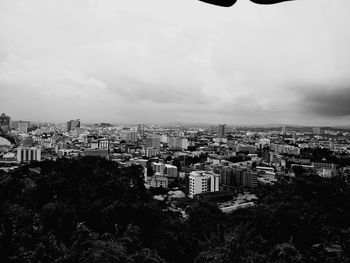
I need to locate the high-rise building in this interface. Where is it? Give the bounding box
[281,126,286,135]
[18,121,28,133]
[153,162,165,174]
[0,113,11,132]
[218,124,227,138]
[189,171,220,198]
[220,166,233,186]
[137,124,145,135]
[165,164,178,177]
[312,127,321,135]
[168,137,188,150]
[242,171,258,188]
[120,130,138,142]
[146,135,161,151]
[98,139,109,149]
[67,119,80,132]
[17,146,41,163]
[145,147,158,157]
[161,135,168,143]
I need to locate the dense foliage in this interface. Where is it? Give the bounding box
[1,157,350,262]
[0,132,16,145]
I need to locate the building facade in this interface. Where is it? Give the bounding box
[218,124,227,138]
[189,171,220,198]
[67,119,80,132]
[18,121,28,133]
[0,113,11,132]
[120,131,138,142]
[17,146,41,163]
[146,135,161,151]
[168,137,188,150]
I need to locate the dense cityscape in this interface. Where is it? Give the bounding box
[1,0,350,262]
[2,112,350,261]
[2,112,350,205]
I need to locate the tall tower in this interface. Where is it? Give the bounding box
[0,113,11,132]
[281,126,286,135]
[218,124,227,138]
[312,127,321,135]
[146,135,161,151]
[18,121,28,133]
[137,124,145,135]
[67,119,81,132]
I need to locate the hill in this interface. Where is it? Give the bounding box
[1,157,350,262]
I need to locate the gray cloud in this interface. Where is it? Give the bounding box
[1,0,350,125]
[301,85,350,117]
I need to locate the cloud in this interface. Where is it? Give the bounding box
[0,0,350,125]
[301,84,350,117]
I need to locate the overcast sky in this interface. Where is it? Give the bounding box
[1,0,350,125]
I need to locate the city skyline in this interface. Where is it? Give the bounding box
[2,111,350,129]
[1,0,350,125]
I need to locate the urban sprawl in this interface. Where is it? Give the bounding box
[1,112,350,214]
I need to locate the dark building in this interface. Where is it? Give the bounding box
[99,123,112,128]
[242,171,258,189]
[0,113,11,132]
[218,124,227,138]
[67,119,80,132]
[220,166,234,186]
[138,124,145,135]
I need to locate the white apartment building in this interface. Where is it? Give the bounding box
[168,137,188,150]
[17,146,41,163]
[189,171,220,198]
[147,174,168,188]
[153,162,165,174]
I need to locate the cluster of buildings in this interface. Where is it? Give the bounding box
[1,112,350,201]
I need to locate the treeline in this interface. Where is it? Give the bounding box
[301,148,350,166]
[0,132,16,145]
[1,157,350,262]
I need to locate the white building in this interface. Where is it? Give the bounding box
[153,162,165,173]
[258,139,270,148]
[168,137,188,150]
[161,135,168,143]
[90,140,99,149]
[147,174,168,188]
[17,146,41,163]
[3,152,15,159]
[145,147,158,157]
[270,143,300,155]
[98,139,109,149]
[18,122,28,134]
[189,171,220,198]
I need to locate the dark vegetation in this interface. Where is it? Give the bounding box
[226,154,251,163]
[301,148,350,166]
[0,132,16,145]
[1,157,350,262]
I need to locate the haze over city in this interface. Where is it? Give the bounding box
[1,0,350,126]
